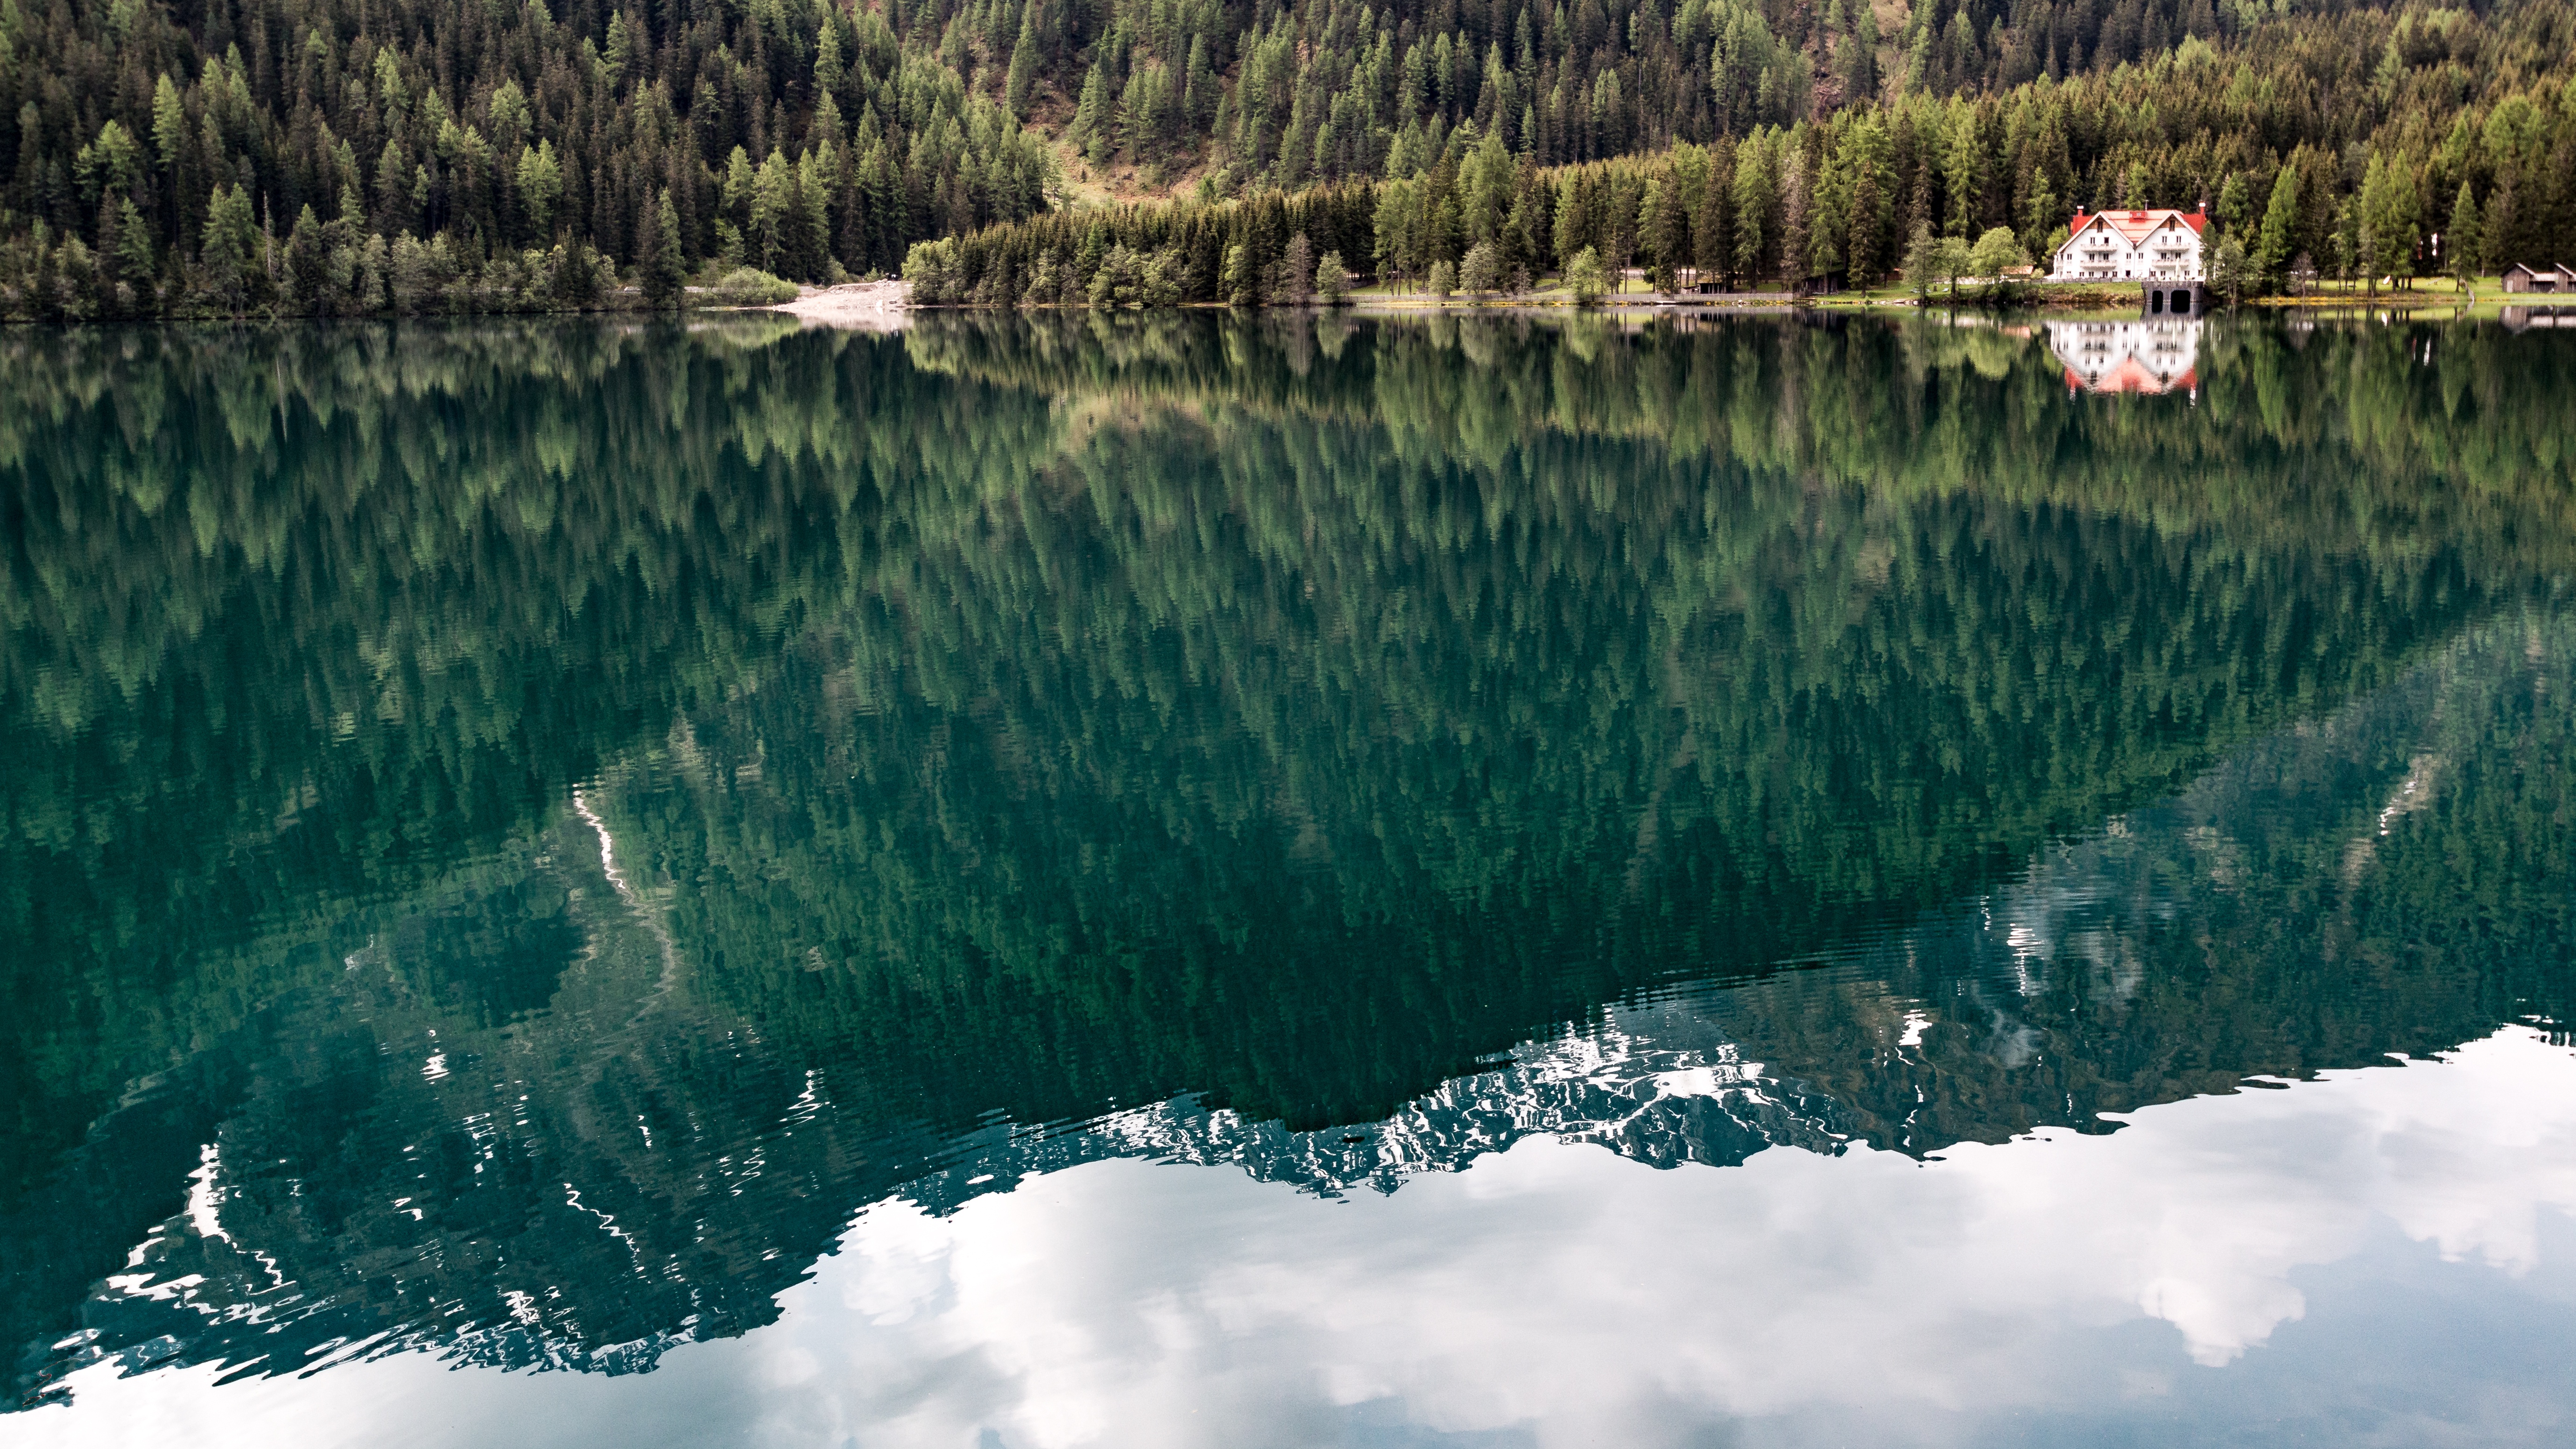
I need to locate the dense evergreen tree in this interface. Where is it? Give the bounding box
[926,1,2576,298]
[0,0,1056,316]
[8,0,2575,314]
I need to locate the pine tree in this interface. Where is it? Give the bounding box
[7,0,2576,318]
[1281,232,1314,301]
[1847,164,1884,285]
[200,183,255,310]
[2022,169,2060,266]
[1074,65,1112,169]
[2480,178,2517,275]
[516,142,564,243]
[2215,171,2252,235]
[112,197,155,292]
[2358,150,2418,291]
[90,194,129,316]
[1006,13,1040,120]
[2446,182,2481,286]
[1781,153,1812,288]
[2254,164,2300,287]
[285,204,329,312]
[641,188,686,306]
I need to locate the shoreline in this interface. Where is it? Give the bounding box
[763,281,911,329]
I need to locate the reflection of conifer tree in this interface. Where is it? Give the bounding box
[8,314,2576,1383]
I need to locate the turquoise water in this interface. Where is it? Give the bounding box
[5,311,2574,1446]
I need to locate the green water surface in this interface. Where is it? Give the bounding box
[5,311,2574,1445]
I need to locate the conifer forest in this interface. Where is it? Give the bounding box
[1,0,2574,314]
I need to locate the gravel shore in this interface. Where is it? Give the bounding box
[766,281,910,329]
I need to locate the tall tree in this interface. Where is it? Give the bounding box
[2254,164,2301,287]
[2358,150,2419,290]
[2446,182,2482,286]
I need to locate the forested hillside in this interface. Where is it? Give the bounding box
[920,1,2576,302]
[1,0,2572,316]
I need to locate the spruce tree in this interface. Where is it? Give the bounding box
[2255,164,2301,288]
[1006,14,1041,120]
[5,0,2576,318]
[2358,151,2419,289]
[642,188,686,307]
[2446,182,2482,286]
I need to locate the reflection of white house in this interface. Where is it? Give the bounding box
[2051,207,2207,281]
[2044,319,2203,396]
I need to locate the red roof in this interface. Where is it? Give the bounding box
[2067,208,2207,240]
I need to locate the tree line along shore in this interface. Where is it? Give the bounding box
[1,0,2571,320]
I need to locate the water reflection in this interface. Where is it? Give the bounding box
[2045,317,2203,395]
[24,1028,2576,1448]
[2503,304,2576,332]
[4,313,2574,1442]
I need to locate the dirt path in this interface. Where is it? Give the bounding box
[766,281,909,329]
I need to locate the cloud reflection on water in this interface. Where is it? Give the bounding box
[28,1026,2576,1449]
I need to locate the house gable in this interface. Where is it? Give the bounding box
[2053,208,2206,281]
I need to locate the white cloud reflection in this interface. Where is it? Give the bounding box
[26,1027,2576,1449]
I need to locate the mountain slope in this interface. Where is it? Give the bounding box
[0,0,2570,315]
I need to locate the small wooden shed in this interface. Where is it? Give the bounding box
[2502,263,2572,294]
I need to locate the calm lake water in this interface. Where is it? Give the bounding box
[6,311,2576,1448]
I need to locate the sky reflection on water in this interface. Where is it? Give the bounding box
[23,1027,2576,1449]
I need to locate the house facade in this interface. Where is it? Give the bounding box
[2503,263,2573,293]
[2051,207,2208,282]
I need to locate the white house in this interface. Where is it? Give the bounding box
[2051,207,2208,282]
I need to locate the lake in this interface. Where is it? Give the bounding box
[5,310,2575,1448]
